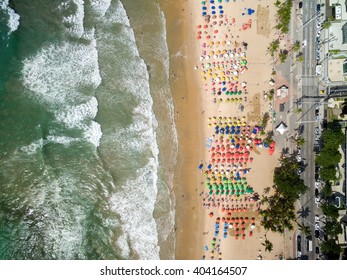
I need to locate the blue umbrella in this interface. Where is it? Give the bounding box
[202,12,207,16]
[220,10,224,14]
[198,164,203,170]
[205,245,209,251]
[202,7,207,10]
[219,5,223,9]
[211,6,215,9]
[212,11,216,15]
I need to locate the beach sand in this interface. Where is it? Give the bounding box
[163,0,295,260]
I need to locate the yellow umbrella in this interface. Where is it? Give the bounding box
[201,77,206,81]
[210,51,215,55]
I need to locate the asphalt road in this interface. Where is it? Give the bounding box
[298,0,320,260]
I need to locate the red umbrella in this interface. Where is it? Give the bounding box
[197,25,201,28]
[204,25,208,28]
[197,36,201,39]
[214,30,218,33]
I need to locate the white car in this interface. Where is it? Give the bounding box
[315,181,320,188]
[315,222,320,230]
[315,197,320,204]
[315,215,320,222]
[296,154,302,162]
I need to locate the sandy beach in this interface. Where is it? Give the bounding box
[163,0,295,260]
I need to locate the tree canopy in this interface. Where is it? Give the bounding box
[321,202,339,220]
[273,157,307,198]
[320,239,342,259]
[260,156,308,234]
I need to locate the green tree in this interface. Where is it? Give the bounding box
[273,157,307,198]
[319,166,337,182]
[297,222,311,236]
[321,181,333,198]
[297,54,304,62]
[325,220,343,237]
[295,136,305,146]
[279,51,288,63]
[322,20,332,29]
[321,202,339,219]
[262,239,274,252]
[292,41,301,52]
[260,193,296,233]
[320,239,342,259]
[268,40,280,57]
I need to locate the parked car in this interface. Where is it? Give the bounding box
[315,215,320,222]
[296,154,302,162]
[315,197,320,204]
[315,222,320,230]
[315,230,320,238]
[315,188,319,197]
[297,235,302,252]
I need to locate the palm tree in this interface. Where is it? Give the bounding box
[297,54,304,62]
[295,108,302,114]
[297,222,311,236]
[262,239,274,252]
[292,41,301,52]
[295,136,305,146]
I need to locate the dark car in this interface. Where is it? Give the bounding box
[315,188,319,198]
[299,2,303,9]
[315,230,320,238]
[315,247,320,254]
[297,235,302,251]
[317,4,321,12]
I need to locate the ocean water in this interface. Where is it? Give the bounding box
[0,0,176,259]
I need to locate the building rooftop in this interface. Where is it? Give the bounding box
[328,58,347,81]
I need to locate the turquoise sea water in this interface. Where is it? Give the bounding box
[0,0,176,259]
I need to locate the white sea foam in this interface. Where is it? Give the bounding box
[20,139,44,155]
[58,0,85,38]
[0,0,20,34]
[90,0,112,18]
[95,0,161,259]
[116,232,130,259]
[22,40,102,147]
[111,158,160,260]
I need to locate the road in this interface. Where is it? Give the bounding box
[297,0,320,260]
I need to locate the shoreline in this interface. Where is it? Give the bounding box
[161,0,206,259]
